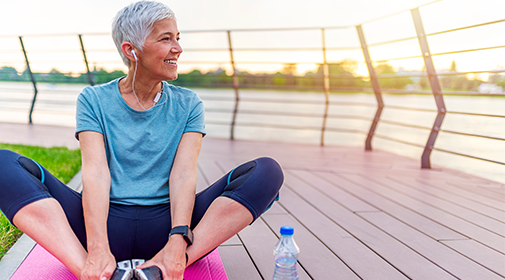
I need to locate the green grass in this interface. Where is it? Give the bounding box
[0,143,81,260]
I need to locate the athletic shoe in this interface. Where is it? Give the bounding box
[135,266,163,280]
[132,259,145,268]
[110,260,134,280]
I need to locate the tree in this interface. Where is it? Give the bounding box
[375,63,413,89]
[281,63,297,75]
[313,59,367,90]
[0,67,20,81]
[92,68,126,84]
[439,61,482,91]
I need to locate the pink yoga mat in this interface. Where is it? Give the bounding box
[10,244,228,280]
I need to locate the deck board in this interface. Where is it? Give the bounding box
[274,176,408,279]
[262,213,360,280]
[281,172,456,280]
[217,246,262,280]
[358,212,503,279]
[403,178,505,218]
[361,176,505,237]
[439,239,505,276]
[197,137,505,279]
[338,173,505,252]
[238,217,312,280]
[308,171,467,240]
[422,179,505,211]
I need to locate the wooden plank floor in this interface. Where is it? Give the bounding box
[197,137,505,280]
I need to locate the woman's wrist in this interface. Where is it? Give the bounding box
[168,233,188,247]
[163,234,188,261]
[86,240,111,254]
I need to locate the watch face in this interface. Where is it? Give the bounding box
[186,227,193,243]
[170,225,193,246]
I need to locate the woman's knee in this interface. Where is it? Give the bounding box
[0,149,52,221]
[254,157,284,190]
[225,157,283,219]
[0,149,20,166]
[0,149,43,180]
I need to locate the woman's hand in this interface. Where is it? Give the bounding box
[80,248,116,280]
[138,235,188,280]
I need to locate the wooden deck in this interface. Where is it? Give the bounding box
[197,137,505,280]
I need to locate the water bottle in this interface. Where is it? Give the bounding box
[273,226,300,280]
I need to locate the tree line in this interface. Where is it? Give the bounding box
[0,66,126,85]
[0,60,499,93]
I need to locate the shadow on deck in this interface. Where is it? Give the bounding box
[198,138,505,280]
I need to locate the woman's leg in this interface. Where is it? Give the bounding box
[186,157,284,265]
[0,149,88,277]
[187,197,253,265]
[13,198,87,276]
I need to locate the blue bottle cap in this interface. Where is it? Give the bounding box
[280,226,294,235]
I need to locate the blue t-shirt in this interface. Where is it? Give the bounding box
[75,78,206,206]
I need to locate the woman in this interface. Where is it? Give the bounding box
[0,1,283,280]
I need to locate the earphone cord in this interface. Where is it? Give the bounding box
[132,59,147,111]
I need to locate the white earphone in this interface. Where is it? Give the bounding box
[129,48,162,110]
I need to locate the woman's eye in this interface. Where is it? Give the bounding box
[176,37,180,41]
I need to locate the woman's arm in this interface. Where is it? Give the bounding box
[169,132,202,228]
[138,132,202,280]
[79,131,116,280]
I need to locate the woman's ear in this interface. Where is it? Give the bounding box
[121,42,137,62]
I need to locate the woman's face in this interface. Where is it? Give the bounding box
[138,18,182,81]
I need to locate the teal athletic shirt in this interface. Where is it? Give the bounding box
[75,78,206,206]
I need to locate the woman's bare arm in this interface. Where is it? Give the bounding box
[169,132,202,228]
[79,131,116,280]
[138,132,202,280]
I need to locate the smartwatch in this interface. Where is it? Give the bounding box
[169,225,193,246]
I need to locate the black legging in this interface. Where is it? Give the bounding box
[0,149,283,261]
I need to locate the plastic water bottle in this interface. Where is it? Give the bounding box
[273,226,300,280]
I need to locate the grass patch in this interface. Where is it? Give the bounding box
[0,215,23,261]
[0,143,81,260]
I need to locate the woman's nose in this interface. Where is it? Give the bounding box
[172,41,183,53]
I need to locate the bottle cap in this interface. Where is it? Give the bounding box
[280,226,294,235]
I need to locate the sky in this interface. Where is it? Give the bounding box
[1,0,435,35]
[0,0,504,78]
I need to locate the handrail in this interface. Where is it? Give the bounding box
[426,18,505,37]
[0,0,503,178]
[385,105,437,112]
[359,0,442,25]
[373,134,425,148]
[447,111,505,119]
[439,130,505,141]
[379,120,431,131]
[432,147,505,165]
[367,37,418,48]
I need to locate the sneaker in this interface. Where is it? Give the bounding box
[110,260,134,280]
[135,266,163,280]
[132,259,145,268]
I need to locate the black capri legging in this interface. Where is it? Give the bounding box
[0,149,283,261]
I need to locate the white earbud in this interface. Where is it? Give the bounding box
[131,49,138,61]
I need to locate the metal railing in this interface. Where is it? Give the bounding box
[0,1,504,172]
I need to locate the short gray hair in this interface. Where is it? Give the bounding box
[112,1,176,66]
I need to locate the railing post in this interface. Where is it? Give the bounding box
[19,36,38,124]
[411,8,446,169]
[78,34,94,86]
[227,31,240,140]
[320,28,330,146]
[356,25,384,151]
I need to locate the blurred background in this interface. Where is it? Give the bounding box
[0,0,503,183]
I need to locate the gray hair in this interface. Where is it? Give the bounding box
[112,1,176,66]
